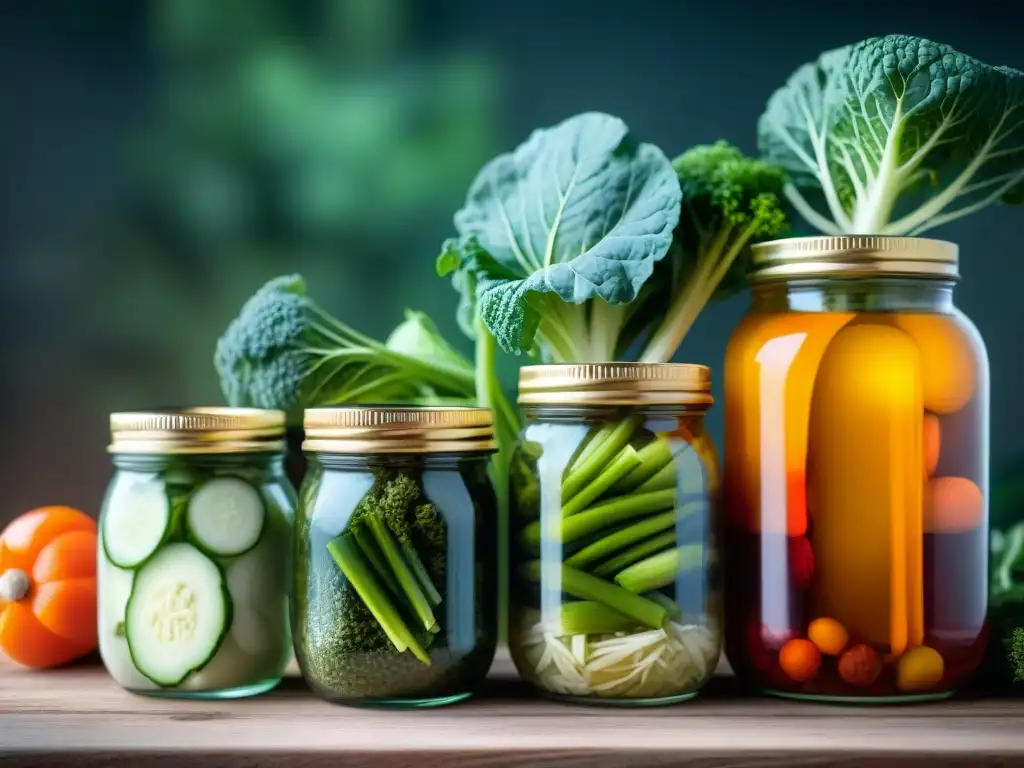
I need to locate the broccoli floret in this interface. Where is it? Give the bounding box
[640,141,789,363]
[1011,628,1024,683]
[214,274,476,424]
[363,472,422,545]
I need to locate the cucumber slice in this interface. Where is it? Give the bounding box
[125,543,230,687]
[187,478,265,557]
[102,477,172,569]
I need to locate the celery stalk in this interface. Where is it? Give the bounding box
[586,528,676,575]
[566,424,614,474]
[401,540,443,607]
[566,511,677,570]
[522,561,667,629]
[561,445,641,518]
[366,516,439,634]
[352,523,402,597]
[612,438,674,493]
[327,533,429,659]
[635,461,678,493]
[561,417,640,503]
[521,487,676,548]
[559,601,636,635]
[614,544,703,593]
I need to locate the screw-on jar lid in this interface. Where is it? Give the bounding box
[302,406,496,454]
[749,235,959,283]
[517,363,713,408]
[108,407,287,455]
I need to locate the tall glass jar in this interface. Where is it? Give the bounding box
[723,236,989,702]
[508,364,723,706]
[99,408,295,698]
[293,406,498,708]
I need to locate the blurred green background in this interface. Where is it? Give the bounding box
[1,0,1022,525]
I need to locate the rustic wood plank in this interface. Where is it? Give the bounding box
[1,652,1023,767]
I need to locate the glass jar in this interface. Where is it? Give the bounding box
[99,408,295,698]
[723,236,989,702]
[293,406,498,708]
[508,364,723,706]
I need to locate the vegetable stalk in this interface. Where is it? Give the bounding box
[522,561,667,630]
[327,533,431,664]
[366,516,439,634]
[615,544,703,594]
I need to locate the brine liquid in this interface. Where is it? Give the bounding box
[723,309,988,699]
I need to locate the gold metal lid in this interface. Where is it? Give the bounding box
[518,363,713,408]
[302,406,496,454]
[109,407,287,455]
[749,235,959,283]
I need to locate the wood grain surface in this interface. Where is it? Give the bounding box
[2,652,1024,767]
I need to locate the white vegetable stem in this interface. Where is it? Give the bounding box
[0,568,30,601]
[795,83,1024,236]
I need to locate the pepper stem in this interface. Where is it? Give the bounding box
[0,568,30,602]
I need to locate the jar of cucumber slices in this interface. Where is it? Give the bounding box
[99,408,295,698]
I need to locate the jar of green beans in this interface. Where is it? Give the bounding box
[508,363,722,705]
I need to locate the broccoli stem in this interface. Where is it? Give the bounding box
[638,218,759,364]
[561,445,641,518]
[327,533,421,657]
[365,516,439,634]
[566,510,678,571]
[561,418,640,503]
[522,561,667,630]
[558,601,637,635]
[583,522,678,575]
[522,487,676,548]
[352,523,402,597]
[401,540,443,607]
[614,544,703,593]
[611,438,674,493]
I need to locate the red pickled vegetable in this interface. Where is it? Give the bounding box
[788,535,815,589]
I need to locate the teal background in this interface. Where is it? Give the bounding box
[1,0,1022,524]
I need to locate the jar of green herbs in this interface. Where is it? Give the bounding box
[293,406,499,707]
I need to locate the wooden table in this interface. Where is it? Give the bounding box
[2,652,1024,767]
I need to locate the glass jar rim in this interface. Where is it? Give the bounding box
[108,407,286,455]
[749,235,959,283]
[302,405,496,454]
[517,363,713,408]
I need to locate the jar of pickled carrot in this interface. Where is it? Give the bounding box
[723,235,989,702]
[508,363,723,705]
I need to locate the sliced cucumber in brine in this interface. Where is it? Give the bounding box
[125,543,230,687]
[102,477,172,569]
[186,477,266,558]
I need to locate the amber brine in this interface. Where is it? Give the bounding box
[723,236,989,702]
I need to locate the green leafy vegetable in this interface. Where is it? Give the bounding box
[1012,628,1024,683]
[438,112,682,362]
[639,142,788,363]
[759,34,1024,236]
[214,274,478,424]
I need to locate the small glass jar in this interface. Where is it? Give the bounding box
[723,236,989,702]
[508,363,723,706]
[99,408,295,699]
[293,406,498,708]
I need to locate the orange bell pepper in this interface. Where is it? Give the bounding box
[0,506,98,668]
